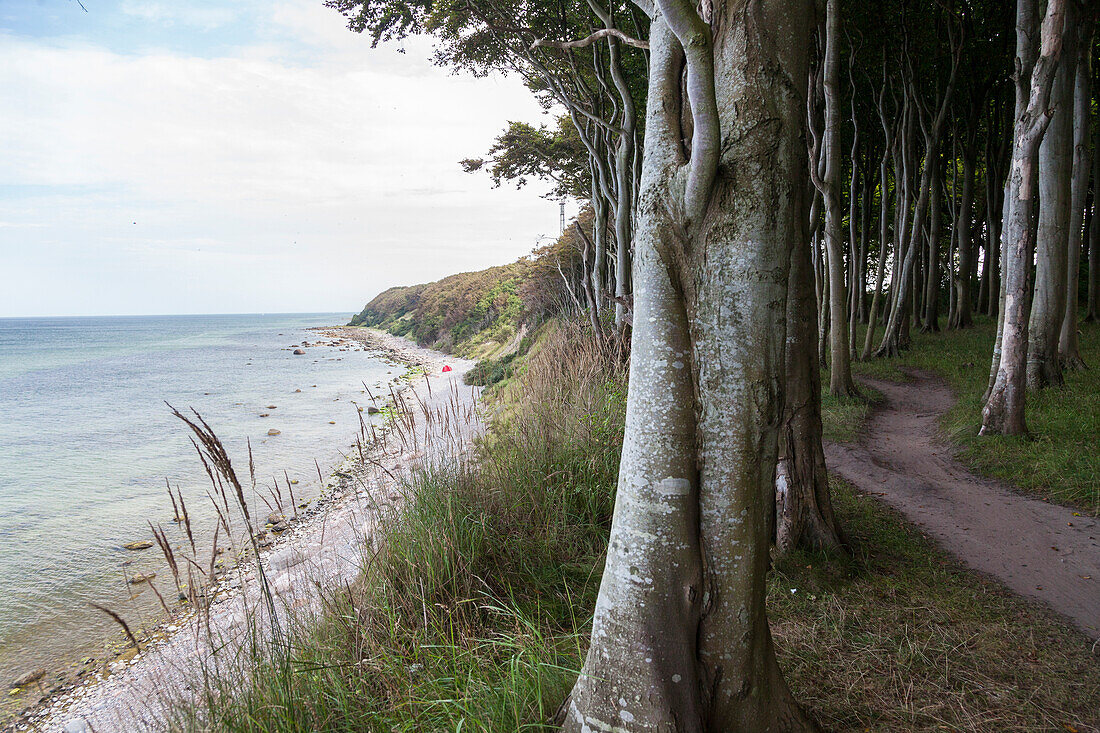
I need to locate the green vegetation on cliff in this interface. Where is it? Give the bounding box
[348,262,528,358]
[348,216,600,360]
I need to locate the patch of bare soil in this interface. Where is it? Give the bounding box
[825,369,1100,640]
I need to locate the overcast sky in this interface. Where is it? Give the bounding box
[0,0,573,317]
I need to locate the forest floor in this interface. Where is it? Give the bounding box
[824,368,1099,640]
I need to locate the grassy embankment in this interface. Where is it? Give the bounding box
[822,316,1099,513]
[184,259,1099,731]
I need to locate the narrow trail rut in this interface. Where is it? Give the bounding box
[824,369,1100,640]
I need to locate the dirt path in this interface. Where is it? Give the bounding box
[824,369,1100,641]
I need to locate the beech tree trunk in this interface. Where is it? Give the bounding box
[982,0,1066,436]
[1088,95,1100,323]
[1059,29,1091,370]
[861,138,891,360]
[921,158,943,332]
[814,0,858,395]
[950,145,977,328]
[777,220,844,556]
[564,1,818,729]
[1026,5,1075,391]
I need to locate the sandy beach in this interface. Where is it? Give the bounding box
[17,329,479,733]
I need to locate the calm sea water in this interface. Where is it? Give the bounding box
[0,314,396,688]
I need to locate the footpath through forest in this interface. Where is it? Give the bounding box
[825,370,1100,641]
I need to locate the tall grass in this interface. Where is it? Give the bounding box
[183,321,627,731]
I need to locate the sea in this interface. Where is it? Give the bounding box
[0,313,398,695]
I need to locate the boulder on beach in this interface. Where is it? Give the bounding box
[123,541,153,551]
[267,428,281,436]
[366,406,381,415]
[12,669,46,688]
[293,348,306,355]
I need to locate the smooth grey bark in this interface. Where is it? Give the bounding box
[921,157,943,332]
[810,0,858,396]
[591,0,639,331]
[1088,82,1100,323]
[950,142,978,328]
[861,128,892,360]
[564,1,818,729]
[982,0,1066,436]
[875,33,960,357]
[1026,3,1076,391]
[1059,28,1092,370]
[591,179,610,316]
[573,220,607,336]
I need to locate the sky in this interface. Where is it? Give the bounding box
[0,0,574,317]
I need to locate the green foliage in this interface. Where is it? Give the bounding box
[462,117,588,200]
[348,261,532,356]
[465,334,537,387]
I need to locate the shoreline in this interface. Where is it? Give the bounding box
[15,328,477,733]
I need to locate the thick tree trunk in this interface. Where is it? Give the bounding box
[1059,31,1091,370]
[1026,7,1075,390]
[982,0,1065,436]
[565,2,818,729]
[777,222,844,556]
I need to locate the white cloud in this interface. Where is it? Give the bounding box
[118,1,240,30]
[0,5,572,317]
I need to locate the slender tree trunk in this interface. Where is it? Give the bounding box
[814,0,858,395]
[1059,29,1092,369]
[922,157,943,332]
[591,174,610,317]
[951,146,977,328]
[1027,10,1075,390]
[565,2,818,728]
[982,0,1066,436]
[861,138,892,360]
[601,21,638,333]
[574,221,606,337]
[1088,92,1100,323]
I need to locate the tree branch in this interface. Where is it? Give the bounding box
[656,0,719,225]
[532,27,650,51]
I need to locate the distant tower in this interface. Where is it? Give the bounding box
[559,201,566,235]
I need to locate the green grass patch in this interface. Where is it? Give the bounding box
[823,316,1100,513]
